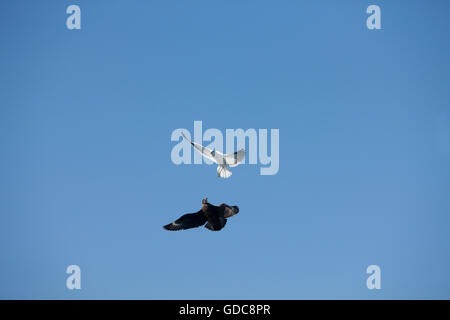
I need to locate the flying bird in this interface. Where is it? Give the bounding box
[163,198,239,231]
[181,133,245,178]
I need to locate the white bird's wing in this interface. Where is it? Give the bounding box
[181,133,217,163]
[223,149,246,167]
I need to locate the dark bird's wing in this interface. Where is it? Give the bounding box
[205,217,227,231]
[163,210,207,231]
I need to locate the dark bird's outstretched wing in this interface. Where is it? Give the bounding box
[163,210,207,231]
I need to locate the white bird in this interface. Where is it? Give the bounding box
[182,133,245,178]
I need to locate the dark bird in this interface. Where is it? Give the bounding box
[163,198,239,231]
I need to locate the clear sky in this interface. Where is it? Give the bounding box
[1,0,450,299]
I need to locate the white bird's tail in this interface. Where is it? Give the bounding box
[217,164,232,178]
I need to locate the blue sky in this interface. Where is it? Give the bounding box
[1,0,450,299]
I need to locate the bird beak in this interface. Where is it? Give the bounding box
[232,206,239,214]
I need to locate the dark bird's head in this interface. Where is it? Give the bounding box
[221,204,239,218]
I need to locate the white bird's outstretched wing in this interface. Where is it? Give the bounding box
[181,133,217,163]
[222,149,246,167]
